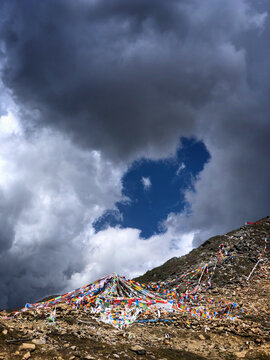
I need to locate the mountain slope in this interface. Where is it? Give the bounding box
[135,216,270,289]
[0,217,269,360]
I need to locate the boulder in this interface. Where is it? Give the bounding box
[130,345,146,355]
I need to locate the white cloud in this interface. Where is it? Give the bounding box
[0,110,21,136]
[0,109,127,307]
[176,162,186,176]
[66,226,195,291]
[141,176,151,190]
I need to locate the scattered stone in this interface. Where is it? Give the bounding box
[22,352,31,360]
[32,337,46,345]
[2,329,8,335]
[235,350,247,358]
[130,345,146,355]
[19,343,36,351]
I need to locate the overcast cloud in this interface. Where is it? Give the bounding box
[0,0,270,307]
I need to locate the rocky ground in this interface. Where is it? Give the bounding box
[0,219,269,360]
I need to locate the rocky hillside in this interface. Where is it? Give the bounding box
[0,217,269,360]
[135,216,270,288]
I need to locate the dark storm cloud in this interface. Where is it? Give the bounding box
[182,2,270,241]
[0,183,30,251]
[0,0,270,308]
[0,0,256,160]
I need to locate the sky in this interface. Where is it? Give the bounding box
[93,138,210,238]
[0,0,270,309]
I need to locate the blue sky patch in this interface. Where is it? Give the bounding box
[93,137,210,238]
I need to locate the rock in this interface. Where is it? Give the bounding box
[19,343,36,351]
[32,338,46,345]
[22,352,31,360]
[130,345,146,355]
[2,329,8,335]
[235,350,247,358]
[199,334,205,340]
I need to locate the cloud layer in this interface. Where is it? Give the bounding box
[0,0,270,307]
[0,101,125,307]
[2,0,265,160]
